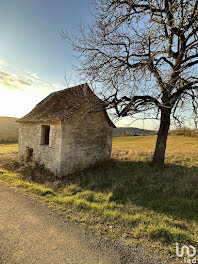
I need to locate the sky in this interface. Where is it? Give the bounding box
[0,0,174,130]
[0,0,91,116]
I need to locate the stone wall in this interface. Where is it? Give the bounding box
[18,122,62,175]
[60,105,113,176]
[18,105,113,177]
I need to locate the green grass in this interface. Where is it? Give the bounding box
[0,136,198,256]
[0,169,55,196]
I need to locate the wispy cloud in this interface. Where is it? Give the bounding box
[25,72,40,84]
[31,72,39,80]
[0,59,7,69]
[0,71,31,91]
[0,59,65,117]
[19,71,64,95]
[52,83,62,89]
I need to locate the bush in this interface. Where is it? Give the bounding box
[169,127,198,137]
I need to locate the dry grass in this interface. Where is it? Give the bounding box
[0,143,18,154]
[0,136,198,258]
[112,136,198,156]
[0,144,18,167]
[0,117,18,143]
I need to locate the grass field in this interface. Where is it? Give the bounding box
[0,144,18,154]
[0,136,198,258]
[0,117,18,143]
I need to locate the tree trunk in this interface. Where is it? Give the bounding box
[152,107,171,166]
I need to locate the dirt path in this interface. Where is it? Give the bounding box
[0,183,174,264]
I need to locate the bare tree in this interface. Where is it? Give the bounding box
[64,0,198,165]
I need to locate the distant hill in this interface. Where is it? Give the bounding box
[0,117,19,143]
[0,117,155,143]
[113,127,155,136]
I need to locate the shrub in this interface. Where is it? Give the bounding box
[169,127,198,137]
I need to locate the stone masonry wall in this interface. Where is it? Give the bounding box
[18,122,62,175]
[60,105,113,176]
[18,105,113,177]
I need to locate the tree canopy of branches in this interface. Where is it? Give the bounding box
[65,0,198,165]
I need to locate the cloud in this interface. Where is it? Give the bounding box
[21,72,63,94]
[0,60,63,97]
[0,71,31,91]
[17,79,31,86]
[52,83,62,89]
[24,72,42,85]
[30,72,39,80]
[0,59,7,69]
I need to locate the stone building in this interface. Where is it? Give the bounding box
[18,83,115,177]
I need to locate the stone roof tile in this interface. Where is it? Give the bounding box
[18,83,115,127]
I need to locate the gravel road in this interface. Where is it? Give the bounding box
[0,183,177,264]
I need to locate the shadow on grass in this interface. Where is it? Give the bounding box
[2,154,198,249]
[3,154,198,223]
[66,159,198,222]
